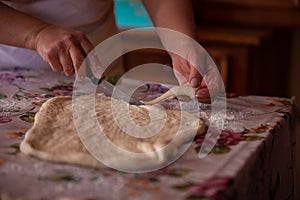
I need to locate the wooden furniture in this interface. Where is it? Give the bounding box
[123,27,291,96]
[192,0,299,96]
[193,0,300,28]
[198,26,292,96]
[123,0,299,97]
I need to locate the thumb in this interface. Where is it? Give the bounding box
[189,66,202,88]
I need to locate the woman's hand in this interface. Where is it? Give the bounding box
[34,25,94,77]
[0,3,95,77]
[171,53,211,103]
[141,0,218,103]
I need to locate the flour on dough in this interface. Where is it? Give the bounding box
[20,93,205,169]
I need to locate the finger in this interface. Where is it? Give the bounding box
[172,57,190,85]
[80,36,94,56]
[88,51,103,79]
[173,66,189,85]
[80,37,104,79]
[203,67,225,99]
[47,54,63,72]
[199,80,207,89]
[196,87,210,97]
[59,50,74,77]
[69,45,85,79]
[189,65,202,88]
[195,87,211,103]
[197,96,211,104]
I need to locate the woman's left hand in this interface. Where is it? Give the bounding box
[171,53,211,103]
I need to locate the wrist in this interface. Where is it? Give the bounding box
[25,23,51,50]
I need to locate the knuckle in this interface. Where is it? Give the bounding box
[58,34,77,48]
[39,46,52,56]
[65,34,75,42]
[64,64,74,72]
[76,32,86,40]
[64,67,74,76]
[43,49,55,61]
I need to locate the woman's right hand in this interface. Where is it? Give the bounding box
[0,2,94,77]
[33,24,94,77]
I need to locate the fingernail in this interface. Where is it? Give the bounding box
[190,78,198,87]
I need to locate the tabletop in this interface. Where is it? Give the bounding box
[0,68,296,200]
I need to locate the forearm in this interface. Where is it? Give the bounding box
[0,2,49,49]
[142,0,210,97]
[141,0,198,41]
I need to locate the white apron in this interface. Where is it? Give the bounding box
[0,0,119,70]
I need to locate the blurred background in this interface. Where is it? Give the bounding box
[114,0,300,198]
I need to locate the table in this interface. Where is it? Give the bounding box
[0,68,296,200]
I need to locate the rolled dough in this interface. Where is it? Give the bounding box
[20,93,205,169]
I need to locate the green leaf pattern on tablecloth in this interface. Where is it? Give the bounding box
[20,112,36,123]
[0,69,73,124]
[0,92,7,99]
[39,171,81,183]
[3,143,21,155]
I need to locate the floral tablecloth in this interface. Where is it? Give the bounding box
[0,68,296,200]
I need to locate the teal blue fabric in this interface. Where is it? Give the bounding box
[114,0,153,28]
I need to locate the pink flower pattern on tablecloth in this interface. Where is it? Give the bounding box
[0,115,12,123]
[186,177,234,200]
[195,130,246,146]
[0,68,295,200]
[0,69,73,123]
[46,85,73,97]
[0,71,28,84]
[194,130,246,154]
